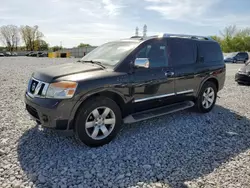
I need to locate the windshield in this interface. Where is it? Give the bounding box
[80,41,140,66]
[225,52,237,58]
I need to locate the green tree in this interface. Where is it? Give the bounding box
[77,43,91,48]
[0,46,6,51]
[213,25,250,52]
[50,46,62,52]
[20,25,44,51]
[34,39,49,51]
[0,25,20,52]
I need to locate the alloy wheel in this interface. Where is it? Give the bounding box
[85,107,116,140]
[202,87,215,109]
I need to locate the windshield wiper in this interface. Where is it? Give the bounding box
[80,60,106,69]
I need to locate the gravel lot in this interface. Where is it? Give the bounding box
[0,57,250,188]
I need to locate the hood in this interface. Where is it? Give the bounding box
[224,56,234,60]
[239,63,250,73]
[32,62,105,82]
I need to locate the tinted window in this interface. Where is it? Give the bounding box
[199,41,223,63]
[135,41,168,68]
[168,38,197,65]
[237,52,248,58]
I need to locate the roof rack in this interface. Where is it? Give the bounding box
[160,33,212,40]
[130,36,143,39]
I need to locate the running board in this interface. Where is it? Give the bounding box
[123,101,194,124]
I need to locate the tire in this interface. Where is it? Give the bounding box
[195,81,217,113]
[74,96,122,147]
[233,60,236,63]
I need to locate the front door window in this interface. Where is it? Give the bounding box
[135,41,168,68]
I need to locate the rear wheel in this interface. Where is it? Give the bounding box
[74,96,122,147]
[195,81,217,113]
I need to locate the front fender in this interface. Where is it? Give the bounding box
[67,88,130,129]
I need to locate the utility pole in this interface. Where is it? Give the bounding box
[143,24,147,38]
[135,26,139,36]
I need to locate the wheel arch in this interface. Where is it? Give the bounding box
[196,77,219,97]
[68,90,127,129]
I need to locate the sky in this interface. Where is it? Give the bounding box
[1,0,250,47]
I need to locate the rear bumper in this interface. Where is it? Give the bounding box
[25,92,76,130]
[235,73,250,84]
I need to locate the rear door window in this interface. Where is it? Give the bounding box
[198,41,223,63]
[167,38,197,66]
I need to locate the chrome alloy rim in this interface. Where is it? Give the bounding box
[202,87,215,109]
[85,107,116,140]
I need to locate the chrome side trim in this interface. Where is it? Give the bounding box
[134,93,175,103]
[176,89,194,95]
[133,89,194,103]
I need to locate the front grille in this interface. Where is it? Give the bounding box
[26,104,39,120]
[27,78,49,98]
[29,80,39,94]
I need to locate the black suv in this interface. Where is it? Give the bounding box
[224,52,249,63]
[25,34,225,147]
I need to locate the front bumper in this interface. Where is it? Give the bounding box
[235,73,250,84]
[25,92,76,130]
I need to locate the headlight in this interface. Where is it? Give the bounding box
[46,81,78,99]
[238,69,248,75]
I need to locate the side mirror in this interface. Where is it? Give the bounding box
[134,58,150,69]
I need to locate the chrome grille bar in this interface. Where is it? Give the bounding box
[27,77,49,98]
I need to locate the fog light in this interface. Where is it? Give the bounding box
[42,115,48,122]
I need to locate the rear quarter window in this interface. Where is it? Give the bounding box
[198,41,223,63]
[167,38,197,66]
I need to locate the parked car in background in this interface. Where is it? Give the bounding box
[37,52,48,57]
[5,52,12,56]
[26,52,34,56]
[25,33,225,147]
[0,53,4,57]
[224,52,249,63]
[235,60,250,84]
[29,52,39,57]
[37,52,43,57]
[12,52,18,56]
[26,51,48,57]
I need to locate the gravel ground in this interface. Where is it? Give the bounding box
[0,57,250,188]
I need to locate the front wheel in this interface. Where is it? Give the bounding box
[195,81,217,113]
[74,96,122,147]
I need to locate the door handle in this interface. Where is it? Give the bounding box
[164,71,174,76]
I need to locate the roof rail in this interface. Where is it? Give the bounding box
[161,33,212,40]
[130,36,143,39]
